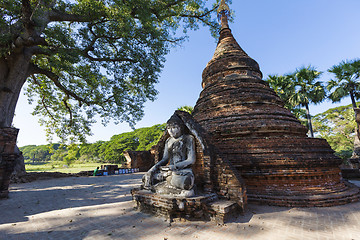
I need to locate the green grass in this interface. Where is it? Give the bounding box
[25,161,103,173]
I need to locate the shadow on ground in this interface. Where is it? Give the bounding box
[1,174,360,239]
[0,173,142,225]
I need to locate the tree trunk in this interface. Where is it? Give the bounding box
[0,53,31,128]
[350,90,357,109]
[0,51,32,187]
[305,103,314,138]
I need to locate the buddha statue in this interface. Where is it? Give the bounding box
[142,114,196,197]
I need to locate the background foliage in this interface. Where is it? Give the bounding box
[21,123,165,165]
[1,0,220,143]
[22,100,358,166]
[312,103,358,160]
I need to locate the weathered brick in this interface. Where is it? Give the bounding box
[192,25,360,207]
[0,127,19,199]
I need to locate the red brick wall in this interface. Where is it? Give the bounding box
[0,128,19,198]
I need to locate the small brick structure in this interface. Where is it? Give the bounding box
[0,127,19,199]
[123,151,154,172]
[100,165,119,175]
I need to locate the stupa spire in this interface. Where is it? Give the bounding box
[193,0,360,208]
[217,0,230,29]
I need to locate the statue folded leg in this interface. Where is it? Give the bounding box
[170,169,194,190]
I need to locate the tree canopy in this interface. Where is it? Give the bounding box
[266,74,307,124]
[327,59,360,109]
[312,103,358,160]
[265,66,326,132]
[21,123,166,164]
[288,66,326,137]
[177,105,194,114]
[0,0,221,143]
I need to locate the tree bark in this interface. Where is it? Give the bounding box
[0,52,31,128]
[350,90,357,109]
[305,103,314,138]
[0,51,33,177]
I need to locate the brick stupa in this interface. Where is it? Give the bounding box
[192,1,360,207]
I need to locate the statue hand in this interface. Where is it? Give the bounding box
[148,165,158,174]
[168,165,177,171]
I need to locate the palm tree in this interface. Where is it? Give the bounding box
[266,74,306,122]
[267,74,317,129]
[287,66,326,138]
[266,74,295,107]
[177,105,194,114]
[328,59,360,159]
[327,59,360,109]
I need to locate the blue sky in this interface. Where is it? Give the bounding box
[13,0,360,146]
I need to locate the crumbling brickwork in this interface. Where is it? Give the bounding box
[0,128,19,199]
[192,26,360,207]
[123,151,154,172]
[132,111,247,222]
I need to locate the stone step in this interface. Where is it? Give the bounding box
[207,200,241,224]
[247,185,360,207]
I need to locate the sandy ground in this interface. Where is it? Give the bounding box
[1,173,360,240]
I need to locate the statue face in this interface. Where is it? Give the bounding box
[167,124,182,139]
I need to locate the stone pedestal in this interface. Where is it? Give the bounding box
[131,189,241,224]
[131,111,247,223]
[0,128,19,199]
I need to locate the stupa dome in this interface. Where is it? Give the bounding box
[193,2,360,206]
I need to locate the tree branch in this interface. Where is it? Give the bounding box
[165,0,186,8]
[63,98,73,126]
[179,6,217,20]
[22,0,34,29]
[83,51,136,63]
[31,75,57,122]
[30,64,91,105]
[28,46,51,55]
[49,9,94,22]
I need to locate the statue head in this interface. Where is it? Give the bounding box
[166,114,184,139]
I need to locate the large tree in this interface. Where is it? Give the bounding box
[0,0,220,143]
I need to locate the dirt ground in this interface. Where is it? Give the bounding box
[1,173,360,240]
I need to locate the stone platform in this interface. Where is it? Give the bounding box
[131,188,242,224]
[248,182,360,207]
